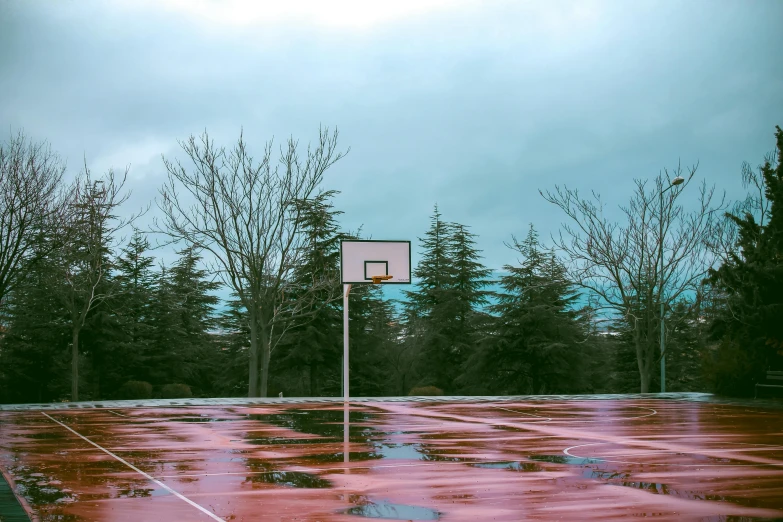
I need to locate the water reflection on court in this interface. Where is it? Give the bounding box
[1,396,782,521]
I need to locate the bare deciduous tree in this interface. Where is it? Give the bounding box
[541,164,727,392]
[52,165,134,401]
[156,128,348,397]
[0,131,66,311]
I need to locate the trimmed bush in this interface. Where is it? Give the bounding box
[160,383,192,399]
[117,381,152,400]
[408,385,444,396]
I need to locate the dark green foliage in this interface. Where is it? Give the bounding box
[144,247,221,394]
[0,259,70,403]
[160,383,192,399]
[347,284,399,397]
[659,300,708,392]
[273,192,343,397]
[215,297,251,397]
[408,385,443,396]
[144,264,186,385]
[166,246,221,395]
[405,206,491,393]
[5,129,780,403]
[271,192,401,398]
[112,230,157,385]
[117,380,152,399]
[607,324,642,394]
[707,126,783,396]
[464,226,590,395]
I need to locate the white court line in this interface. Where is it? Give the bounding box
[41,412,226,522]
[490,406,552,421]
[107,410,127,417]
[490,405,657,422]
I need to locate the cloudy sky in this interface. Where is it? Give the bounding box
[1,0,782,278]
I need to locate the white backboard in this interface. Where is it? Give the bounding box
[341,240,411,284]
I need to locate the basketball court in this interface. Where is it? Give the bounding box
[1,394,783,521]
[2,246,782,521]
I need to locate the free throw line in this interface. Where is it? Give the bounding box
[41,412,226,522]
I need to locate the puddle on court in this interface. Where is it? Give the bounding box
[116,486,168,498]
[418,446,471,463]
[244,458,332,488]
[529,454,604,465]
[343,496,440,520]
[9,465,74,505]
[584,469,630,480]
[470,461,543,472]
[608,479,764,508]
[578,467,768,509]
[173,416,236,423]
[248,408,380,442]
[373,443,423,460]
[246,436,330,445]
[296,451,383,463]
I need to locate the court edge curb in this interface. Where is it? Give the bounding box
[1,392,781,411]
[0,462,37,522]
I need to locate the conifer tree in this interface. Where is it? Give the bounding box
[347,284,398,397]
[404,206,456,391]
[216,296,251,396]
[707,126,783,395]
[50,170,133,401]
[466,225,588,394]
[0,257,70,403]
[449,223,492,384]
[146,264,185,386]
[405,207,490,393]
[273,192,343,396]
[168,245,222,395]
[113,229,156,385]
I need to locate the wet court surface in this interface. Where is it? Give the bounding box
[1,396,782,521]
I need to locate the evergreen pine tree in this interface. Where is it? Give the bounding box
[404,206,456,391]
[146,264,186,386]
[466,225,588,394]
[112,229,157,389]
[0,257,70,403]
[347,284,398,397]
[168,245,221,395]
[216,296,251,397]
[449,223,491,387]
[707,126,783,395]
[273,192,343,396]
[404,207,490,393]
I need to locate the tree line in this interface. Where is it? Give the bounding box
[0,126,780,403]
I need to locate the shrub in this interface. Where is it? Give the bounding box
[408,385,444,396]
[117,381,152,400]
[160,383,192,399]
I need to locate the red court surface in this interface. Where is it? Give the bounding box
[1,397,783,521]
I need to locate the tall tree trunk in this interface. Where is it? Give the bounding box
[71,327,80,401]
[635,327,650,393]
[248,317,259,397]
[260,326,271,398]
[640,368,651,393]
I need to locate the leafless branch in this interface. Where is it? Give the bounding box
[155,127,348,397]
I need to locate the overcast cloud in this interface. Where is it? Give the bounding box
[1,0,781,278]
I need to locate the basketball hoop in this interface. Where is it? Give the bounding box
[340,240,411,404]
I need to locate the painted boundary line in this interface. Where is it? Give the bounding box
[40,412,225,522]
